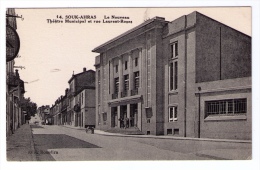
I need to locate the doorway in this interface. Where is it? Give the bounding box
[130,104,138,127]
[111,107,118,127]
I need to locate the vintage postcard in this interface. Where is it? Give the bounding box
[1,4,258,170]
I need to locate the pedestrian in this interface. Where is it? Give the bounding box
[126,118,129,128]
[121,118,125,128]
[86,126,89,133]
[124,117,127,129]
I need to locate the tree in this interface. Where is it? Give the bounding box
[21,97,37,120]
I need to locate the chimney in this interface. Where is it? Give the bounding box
[15,69,20,77]
[83,67,87,72]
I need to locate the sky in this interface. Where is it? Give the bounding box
[11,7,251,107]
[1,2,260,170]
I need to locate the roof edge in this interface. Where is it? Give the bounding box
[92,16,167,53]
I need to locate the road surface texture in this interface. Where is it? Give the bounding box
[6,123,36,161]
[28,125,251,161]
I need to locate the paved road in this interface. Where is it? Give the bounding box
[30,125,251,161]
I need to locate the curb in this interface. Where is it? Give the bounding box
[94,132,252,144]
[29,124,37,161]
[60,125,251,144]
[61,125,85,131]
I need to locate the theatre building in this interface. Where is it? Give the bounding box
[92,11,251,140]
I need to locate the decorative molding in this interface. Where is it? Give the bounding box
[204,115,247,121]
[195,86,251,95]
[108,95,142,107]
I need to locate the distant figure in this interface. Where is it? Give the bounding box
[119,118,124,128]
[126,118,129,128]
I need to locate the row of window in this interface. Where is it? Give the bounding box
[102,41,171,65]
[98,42,178,98]
[114,58,139,73]
[205,98,247,116]
[168,98,247,122]
[114,71,140,94]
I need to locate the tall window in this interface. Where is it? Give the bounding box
[169,63,173,90]
[124,75,129,91]
[135,58,138,67]
[115,64,118,73]
[125,61,128,70]
[169,61,178,91]
[114,77,119,94]
[169,106,178,122]
[81,93,83,105]
[134,71,139,89]
[171,42,178,59]
[103,112,107,122]
[174,61,178,90]
[206,98,247,116]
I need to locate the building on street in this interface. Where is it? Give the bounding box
[92,11,251,140]
[6,8,26,136]
[73,83,96,128]
[67,68,96,128]
[53,97,62,125]
[61,89,69,125]
[51,68,96,128]
[38,105,50,124]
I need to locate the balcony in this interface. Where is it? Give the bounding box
[7,72,20,87]
[112,93,118,99]
[131,89,138,96]
[121,90,128,98]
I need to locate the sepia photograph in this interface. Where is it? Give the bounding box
[1,2,260,170]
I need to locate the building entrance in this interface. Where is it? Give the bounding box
[130,104,138,127]
[110,103,139,129]
[111,107,117,127]
[120,105,127,128]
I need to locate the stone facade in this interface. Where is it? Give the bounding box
[93,11,251,140]
[52,68,96,128]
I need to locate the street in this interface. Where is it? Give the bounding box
[3,8,256,170]
[26,125,251,161]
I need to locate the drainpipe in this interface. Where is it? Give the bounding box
[184,15,187,137]
[198,87,201,138]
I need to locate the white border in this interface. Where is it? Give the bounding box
[1,1,259,170]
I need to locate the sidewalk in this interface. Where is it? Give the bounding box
[94,130,251,144]
[61,125,251,143]
[6,123,36,161]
